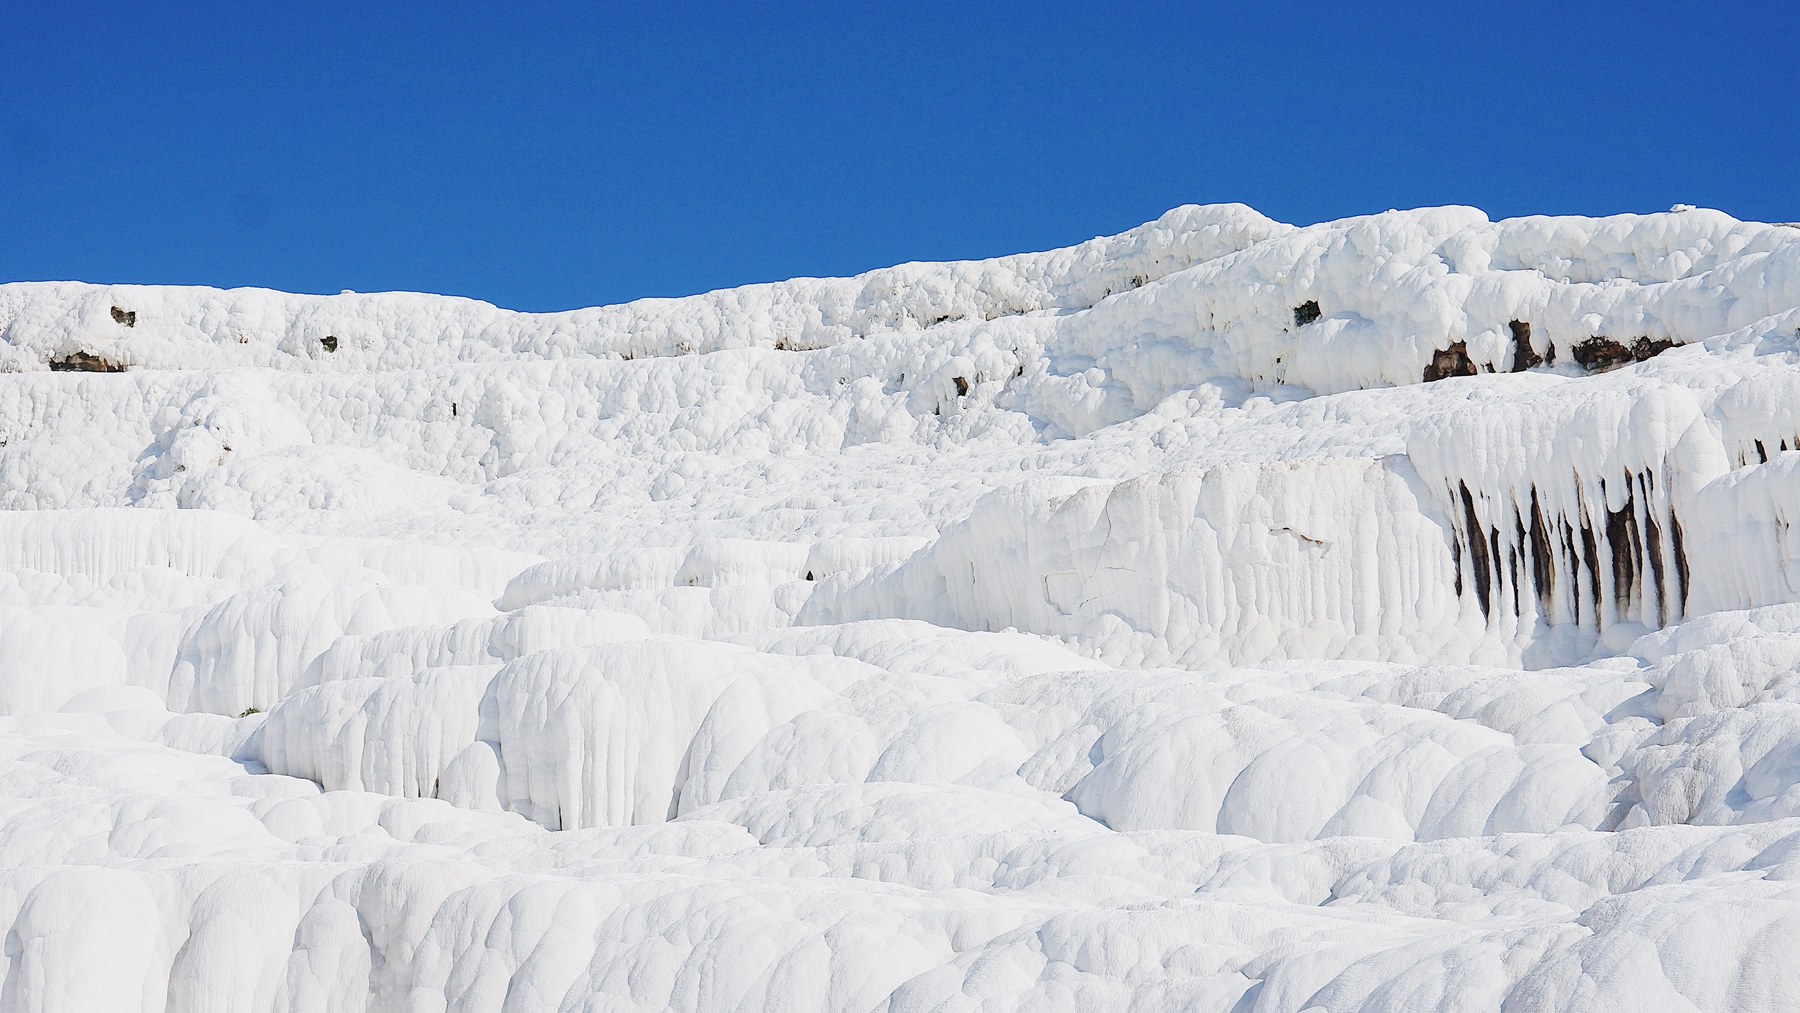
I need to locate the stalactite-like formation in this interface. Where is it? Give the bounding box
[1445,468,1689,636]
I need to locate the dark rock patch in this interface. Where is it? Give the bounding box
[953,376,970,396]
[1422,342,1477,382]
[321,335,339,353]
[1571,336,1676,372]
[49,352,127,372]
[1293,300,1322,327]
[110,307,136,327]
[1571,338,1633,371]
[1510,321,1541,371]
[1459,482,1493,618]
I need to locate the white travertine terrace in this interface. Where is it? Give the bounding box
[1,205,1799,1010]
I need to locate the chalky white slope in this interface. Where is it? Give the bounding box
[2,204,1800,1011]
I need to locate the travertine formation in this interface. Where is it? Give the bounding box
[1,204,1799,1010]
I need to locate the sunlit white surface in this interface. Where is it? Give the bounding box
[1,205,1799,1010]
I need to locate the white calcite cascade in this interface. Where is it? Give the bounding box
[0,205,1799,1010]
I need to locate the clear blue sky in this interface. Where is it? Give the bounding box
[3,1,1794,312]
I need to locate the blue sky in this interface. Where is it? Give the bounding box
[2,1,1794,312]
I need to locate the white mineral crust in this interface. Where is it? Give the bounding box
[0,204,1799,1009]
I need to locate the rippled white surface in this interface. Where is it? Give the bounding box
[2,204,1800,1010]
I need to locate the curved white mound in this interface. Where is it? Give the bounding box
[1,205,1800,1010]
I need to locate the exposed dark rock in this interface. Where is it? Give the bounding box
[1641,473,1668,627]
[1510,321,1541,371]
[49,352,127,372]
[1606,488,1640,620]
[1459,482,1492,618]
[1570,338,1633,371]
[110,307,136,327]
[321,335,339,353]
[1528,489,1554,616]
[1292,300,1322,327]
[1422,341,1477,382]
[1671,512,1689,613]
[1579,518,1602,627]
[1571,336,1676,372]
[953,376,969,396]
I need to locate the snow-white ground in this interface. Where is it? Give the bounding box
[2,204,1800,1010]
